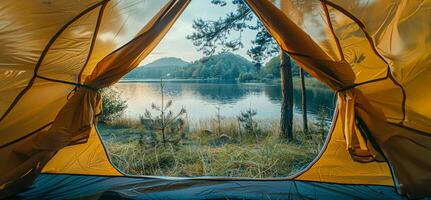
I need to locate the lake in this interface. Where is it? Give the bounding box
[113,81,336,124]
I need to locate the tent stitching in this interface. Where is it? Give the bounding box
[321,1,345,61]
[77,0,109,84]
[0,1,105,124]
[388,122,431,137]
[0,122,53,149]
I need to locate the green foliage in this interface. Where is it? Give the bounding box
[124,57,189,79]
[263,56,310,79]
[186,0,253,56]
[99,87,127,123]
[237,108,261,141]
[263,56,280,78]
[247,24,279,67]
[184,52,255,80]
[315,106,329,141]
[238,71,260,82]
[124,53,258,81]
[122,53,317,84]
[186,0,278,67]
[139,79,187,144]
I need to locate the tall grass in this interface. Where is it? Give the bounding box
[100,117,325,178]
[268,77,329,90]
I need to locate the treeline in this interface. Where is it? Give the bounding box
[124,57,188,79]
[241,56,308,83]
[125,52,308,82]
[173,52,254,80]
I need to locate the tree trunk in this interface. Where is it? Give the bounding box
[299,67,308,133]
[280,51,294,141]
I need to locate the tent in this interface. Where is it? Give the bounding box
[0,0,429,199]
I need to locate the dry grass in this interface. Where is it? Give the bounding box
[100,117,326,178]
[103,116,141,129]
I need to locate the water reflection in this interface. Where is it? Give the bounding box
[114,82,335,121]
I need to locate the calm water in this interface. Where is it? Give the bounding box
[114,81,336,123]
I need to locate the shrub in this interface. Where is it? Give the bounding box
[315,106,329,141]
[237,108,262,141]
[99,87,127,123]
[139,78,187,145]
[211,106,224,135]
[264,74,274,80]
[238,72,259,82]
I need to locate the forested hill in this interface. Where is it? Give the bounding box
[124,57,189,79]
[123,52,256,80]
[177,52,256,80]
[123,52,304,82]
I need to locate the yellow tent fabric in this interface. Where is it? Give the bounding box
[0,0,190,197]
[245,0,430,198]
[294,109,393,186]
[42,126,122,176]
[0,0,429,199]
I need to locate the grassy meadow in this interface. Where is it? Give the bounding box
[98,116,328,178]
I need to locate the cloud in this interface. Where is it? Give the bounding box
[140,1,258,65]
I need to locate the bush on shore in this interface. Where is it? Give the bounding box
[99,87,127,123]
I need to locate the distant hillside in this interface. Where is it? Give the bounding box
[122,53,311,83]
[123,53,256,80]
[124,57,189,79]
[144,57,189,68]
[175,52,256,80]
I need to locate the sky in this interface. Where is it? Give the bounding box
[140,1,258,65]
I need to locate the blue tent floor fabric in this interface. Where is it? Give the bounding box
[13,174,406,200]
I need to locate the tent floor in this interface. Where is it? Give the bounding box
[14,174,405,200]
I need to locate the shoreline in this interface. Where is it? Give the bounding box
[119,78,330,90]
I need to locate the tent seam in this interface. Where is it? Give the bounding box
[321,1,345,61]
[0,122,53,149]
[35,75,98,91]
[78,0,109,85]
[0,1,106,124]
[323,0,406,123]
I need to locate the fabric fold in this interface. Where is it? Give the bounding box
[244,0,428,197]
[243,2,380,165]
[0,0,190,197]
[244,0,379,161]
